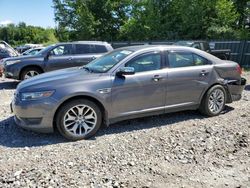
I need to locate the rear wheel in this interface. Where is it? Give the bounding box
[199,85,226,116]
[20,67,42,80]
[56,99,102,141]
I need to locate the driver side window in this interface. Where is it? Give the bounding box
[125,53,161,73]
[50,45,72,56]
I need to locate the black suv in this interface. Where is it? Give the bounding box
[3,41,113,80]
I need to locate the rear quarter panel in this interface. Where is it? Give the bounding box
[213,60,245,101]
[213,61,241,81]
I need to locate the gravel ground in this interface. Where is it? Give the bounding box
[0,73,249,188]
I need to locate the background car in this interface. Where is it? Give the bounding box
[0,41,19,60]
[0,41,20,77]
[3,41,113,80]
[15,44,43,53]
[21,47,45,56]
[11,45,246,140]
[174,41,231,60]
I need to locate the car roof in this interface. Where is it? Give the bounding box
[115,45,201,51]
[175,40,207,44]
[116,45,221,62]
[117,45,169,52]
[56,41,110,45]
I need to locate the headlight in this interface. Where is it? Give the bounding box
[21,90,54,101]
[5,60,20,66]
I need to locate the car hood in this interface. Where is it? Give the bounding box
[4,54,42,62]
[17,67,103,92]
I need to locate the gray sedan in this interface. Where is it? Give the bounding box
[11,46,246,140]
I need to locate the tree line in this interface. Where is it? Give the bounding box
[53,0,250,41]
[0,22,58,46]
[0,0,249,46]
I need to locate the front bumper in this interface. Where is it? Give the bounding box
[226,77,246,102]
[11,96,58,133]
[4,65,20,79]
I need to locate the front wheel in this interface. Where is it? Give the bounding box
[56,99,102,141]
[20,67,42,80]
[199,85,226,116]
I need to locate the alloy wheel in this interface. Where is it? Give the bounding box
[208,89,225,114]
[24,70,39,79]
[63,104,97,137]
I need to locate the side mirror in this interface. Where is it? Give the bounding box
[116,67,135,77]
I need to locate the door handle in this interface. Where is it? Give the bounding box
[68,57,73,61]
[200,70,209,76]
[152,75,163,82]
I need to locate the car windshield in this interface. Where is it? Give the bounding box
[83,49,134,73]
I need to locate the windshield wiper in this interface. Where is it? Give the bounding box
[81,66,103,73]
[81,66,92,72]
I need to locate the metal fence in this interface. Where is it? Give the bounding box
[111,40,250,67]
[211,41,250,68]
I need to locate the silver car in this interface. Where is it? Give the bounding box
[11,46,246,140]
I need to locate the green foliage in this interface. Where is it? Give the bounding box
[53,0,132,41]
[53,0,249,41]
[1,0,249,45]
[0,22,58,46]
[233,0,250,28]
[206,0,239,39]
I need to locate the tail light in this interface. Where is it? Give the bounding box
[236,64,242,75]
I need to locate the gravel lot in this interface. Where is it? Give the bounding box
[0,73,249,188]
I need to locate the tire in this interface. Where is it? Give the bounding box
[199,85,226,116]
[20,67,42,80]
[56,99,102,141]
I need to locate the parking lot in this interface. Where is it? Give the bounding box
[0,73,249,187]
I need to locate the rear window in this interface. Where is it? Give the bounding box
[75,44,108,54]
[192,43,201,49]
[168,51,210,68]
[75,44,90,54]
[95,45,108,53]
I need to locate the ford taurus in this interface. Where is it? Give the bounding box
[11,46,246,140]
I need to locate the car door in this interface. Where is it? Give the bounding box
[72,44,101,66]
[166,50,213,107]
[111,51,167,118]
[45,44,74,71]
